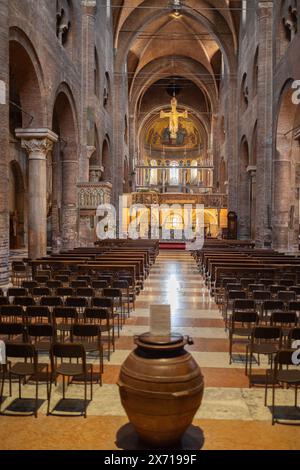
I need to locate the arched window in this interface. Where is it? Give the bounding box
[253,47,259,97]
[103,72,111,108]
[94,48,100,98]
[241,73,249,113]
[150,160,157,185]
[191,160,198,184]
[170,161,179,184]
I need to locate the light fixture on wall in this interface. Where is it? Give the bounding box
[169,0,183,18]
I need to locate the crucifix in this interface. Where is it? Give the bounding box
[160,96,188,139]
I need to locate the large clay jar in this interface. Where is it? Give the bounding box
[118,333,204,448]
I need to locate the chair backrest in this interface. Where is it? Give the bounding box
[0,297,10,306]
[289,327,300,341]
[274,349,297,367]
[248,284,264,292]
[71,323,100,339]
[26,306,51,321]
[40,296,63,307]
[226,283,242,292]
[75,288,94,298]
[270,285,286,294]
[32,287,51,297]
[53,275,69,283]
[5,342,36,360]
[280,280,295,287]
[71,280,88,289]
[227,291,246,301]
[253,326,282,340]
[0,304,24,318]
[84,307,109,322]
[231,311,259,325]
[47,280,63,290]
[103,288,122,298]
[53,306,77,320]
[56,287,74,297]
[91,280,108,289]
[239,278,253,288]
[0,322,25,337]
[65,297,88,308]
[76,276,91,283]
[260,278,274,287]
[13,296,36,307]
[112,280,129,289]
[8,288,27,297]
[92,297,113,308]
[263,300,285,312]
[253,291,271,301]
[34,275,50,284]
[27,323,54,339]
[289,286,300,295]
[51,342,86,360]
[278,291,296,301]
[22,281,38,291]
[233,299,255,311]
[288,301,300,312]
[270,311,298,326]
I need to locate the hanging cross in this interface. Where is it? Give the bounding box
[160,97,188,139]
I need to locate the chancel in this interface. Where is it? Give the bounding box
[0,0,300,452]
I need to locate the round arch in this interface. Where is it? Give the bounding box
[51,84,79,251]
[273,79,300,251]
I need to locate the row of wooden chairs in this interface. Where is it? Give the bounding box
[0,340,100,418]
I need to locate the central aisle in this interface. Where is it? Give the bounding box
[0,250,299,449]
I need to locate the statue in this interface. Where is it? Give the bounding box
[160,96,188,139]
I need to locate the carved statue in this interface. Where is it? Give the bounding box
[283,0,298,41]
[56,0,71,45]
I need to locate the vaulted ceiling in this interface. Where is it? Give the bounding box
[112,0,241,151]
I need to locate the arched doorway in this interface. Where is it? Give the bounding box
[9,161,26,249]
[274,80,300,251]
[239,137,251,239]
[52,85,79,251]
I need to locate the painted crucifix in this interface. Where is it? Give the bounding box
[160,96,188,139]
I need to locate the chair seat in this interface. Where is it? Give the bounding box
[276,370,300,384]
[232,327,253,337]
[251,343,279,355]
[81,341,101,353]
[34,340,52,353]
[55,363,92,377]
[10,362,46,376]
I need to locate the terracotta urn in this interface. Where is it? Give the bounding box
[118,333,204,447]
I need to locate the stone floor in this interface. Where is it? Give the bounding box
[1,250,300,450]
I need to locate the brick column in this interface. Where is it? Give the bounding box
[255,1,273,248]
[61,148,79,250]
[0,0,9,285]
[227,75,239,214]
[81,0,97,182]
[15,129,58,259]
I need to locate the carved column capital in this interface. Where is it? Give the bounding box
[15,128,58,159]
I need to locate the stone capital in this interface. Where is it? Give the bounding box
[15,128,58,159]
[81,0,97,16]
